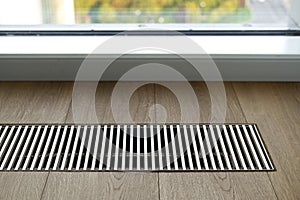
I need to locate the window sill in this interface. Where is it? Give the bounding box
[0,35,299,81]
[0,35,299,59]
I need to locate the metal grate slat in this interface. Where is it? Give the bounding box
[253,125,274,169]
[68,125,81,170]
[15,126,35,170]
[91,125,100,170]
[209,125,224,170]
[60,125,74,170]
[34,125,50,170]
[113,125,121,170]
[229,125,247,170]
[183,125,194,170]
[1,126,21,170]
[176,125,186,170]
[196,125,209,170]
[157,125,163,170]
[45,125,61,170]
[150,125,155,170]
[242,125,262,170]
[170,125,179,170]
[106,125,114,170]
[53,126,68,170]
[21,126,41,170]
[99,125,107,170]
[163,125,171,170]
[9,126,29,170]
[203,125,217,170]
[236,125,255,170]
[136,125,141,170]
[216,125,232,170]
[189,125,201,170]
[0,126,9,147]
[83,125,94,170]
[222,124,239,170]
[144,125,148,171]
[0,126,16,164]
[75,125,87,170]
[121,125,127,170]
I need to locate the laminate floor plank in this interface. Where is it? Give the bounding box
[0,172,49,200]
[156,82,277,200]
[0,82,72,124]
[42,82,159,200]
[0,82,72,200]
[42,172,158,200]
[233,82,300,200]
[1,82,297,200]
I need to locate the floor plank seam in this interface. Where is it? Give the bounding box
[267,173,279,200]
[233,83,281,199]
[40,83,70,200]
[157,173,161,200]
[154,84,157,122]
[39,172,50,200]
[64,98,73,124]
[155,84,160,200]
[231,83,248,123]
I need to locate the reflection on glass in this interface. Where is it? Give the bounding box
[0,0,294,26]
[75,0,250,23]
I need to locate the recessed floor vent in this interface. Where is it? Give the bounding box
[0,124,274,171]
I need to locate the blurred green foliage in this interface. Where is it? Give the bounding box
[74,0,250,23]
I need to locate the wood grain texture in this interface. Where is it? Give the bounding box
[0,172,48,200]
[0,82,298,200]
[156,82,277,200]
[42,172,158,200]
[233,82,300,200]
[0,82,72,200]
[66,82,155,124]
[43,82,159,200]
[160,172,277,200]
[0,82,72,123]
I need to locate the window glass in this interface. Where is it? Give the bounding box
[0,0,297,30]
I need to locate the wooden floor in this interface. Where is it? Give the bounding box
[0,82,299,200]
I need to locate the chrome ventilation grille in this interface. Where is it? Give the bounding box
[0,124,274,171]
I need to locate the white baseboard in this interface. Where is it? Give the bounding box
[0,56,299,81]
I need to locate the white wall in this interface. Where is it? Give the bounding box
[0,0,75,24]
[290,0,300,25]
[42,0,75,24]
[0,0,43,24]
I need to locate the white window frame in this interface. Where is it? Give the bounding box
[0,0,299,81]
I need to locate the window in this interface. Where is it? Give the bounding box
[0,0,299,32]
[0,0,299,82]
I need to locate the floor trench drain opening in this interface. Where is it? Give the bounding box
[0,124,274,171]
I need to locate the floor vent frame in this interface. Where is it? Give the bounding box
[0,124,274,172]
